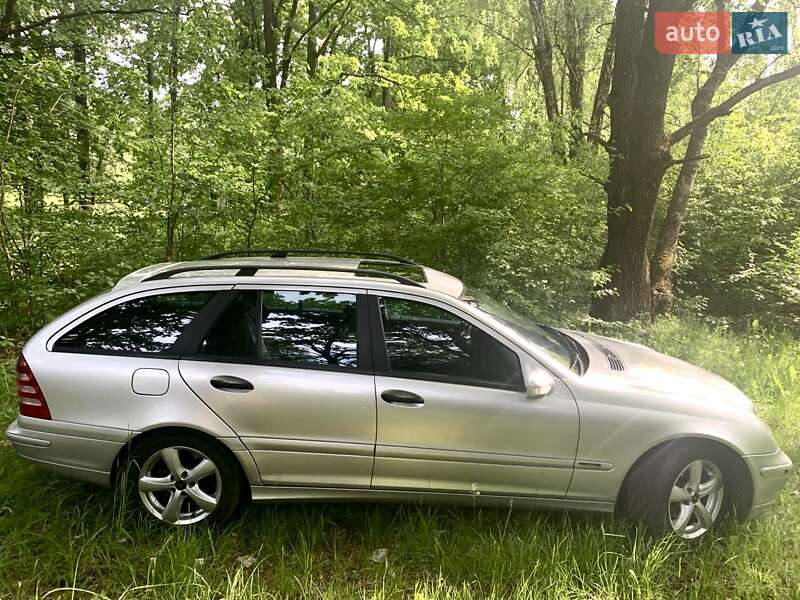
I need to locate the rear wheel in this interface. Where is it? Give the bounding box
[128,432,243,525]
[622,443,739,539]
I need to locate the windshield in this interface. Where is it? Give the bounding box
[461,287,580,371]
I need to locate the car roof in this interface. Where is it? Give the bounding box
[114,256,466,298]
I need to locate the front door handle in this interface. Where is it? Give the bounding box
[381,389,424,405]
[210,375,254,392]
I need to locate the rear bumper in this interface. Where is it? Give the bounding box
[5,417,128,487]
[743,448,793,519]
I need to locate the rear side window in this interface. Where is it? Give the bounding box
[197,290,359,368]
[55,292,213,354]
[379,297,523,389]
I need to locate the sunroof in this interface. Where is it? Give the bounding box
[356,261,427,283]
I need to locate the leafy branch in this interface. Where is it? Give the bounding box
[669,64,800,146]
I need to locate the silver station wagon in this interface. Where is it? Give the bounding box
[6,250,792,538]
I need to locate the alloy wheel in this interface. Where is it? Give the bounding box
[138,446,222,525]
[668,458,725,539]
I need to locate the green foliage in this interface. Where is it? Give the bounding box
[677,101,800,328]
[0,0,798,338]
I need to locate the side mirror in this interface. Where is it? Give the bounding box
[526,368,554,399]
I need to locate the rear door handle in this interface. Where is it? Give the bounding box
[210,375,254,392]
[381,389,424,406]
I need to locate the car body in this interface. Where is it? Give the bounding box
[6,251,793,537]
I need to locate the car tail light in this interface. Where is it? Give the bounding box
[17,355,51,419]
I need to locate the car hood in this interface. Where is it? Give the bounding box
[567,331,753,411]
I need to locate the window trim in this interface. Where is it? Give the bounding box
[367,292,526,393]
[52,347,184,360]
[181,288,372,374]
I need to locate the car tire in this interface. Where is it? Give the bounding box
[125,432,243,526]
[621,442,740,539]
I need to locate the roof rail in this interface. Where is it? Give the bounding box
[141,264,425,288]
[202,248,416,265]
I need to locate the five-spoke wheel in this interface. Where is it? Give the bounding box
[126,432,243,526]
[668,459,725,539]
[138,446,222,524]
[621,442,739,540]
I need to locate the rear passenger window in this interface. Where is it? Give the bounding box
[55,292,213,354]
[261,291,358,368]
[198,290,359,368]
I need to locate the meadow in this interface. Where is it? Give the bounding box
[1,317,798,599]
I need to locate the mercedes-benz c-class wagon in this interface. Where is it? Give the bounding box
[6,250,792,538]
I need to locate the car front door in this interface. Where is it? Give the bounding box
[369,292,579,498]
[178,286,377,488]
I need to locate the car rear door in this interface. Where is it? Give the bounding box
[178,286,377,488]
[46,286,242,439]
[368,291,579,498]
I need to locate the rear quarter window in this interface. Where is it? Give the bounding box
[54,291,213,355]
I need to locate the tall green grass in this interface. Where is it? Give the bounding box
[0,317,798,599]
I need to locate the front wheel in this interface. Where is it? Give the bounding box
[128,432,243,525]
[667,459,725,538]
[622,443,740,539]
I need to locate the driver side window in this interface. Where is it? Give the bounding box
[378,297,523,390]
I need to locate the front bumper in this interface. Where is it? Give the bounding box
[743,448,793,519]
[5,417,128,487]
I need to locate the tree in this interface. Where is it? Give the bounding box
[650,52,740,314]
[0,3,167,42]
[588,20,613,142]
[73,33,92,208]
[164,0,180,261]
[590,0,800,321]
[0,0,798,337]
[526,0,558,122]
[589,0,690,321]
[651,59,800,313]
[524,0,601,153]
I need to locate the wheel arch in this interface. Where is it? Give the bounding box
[111,426,253,499]
[617,435,754,521]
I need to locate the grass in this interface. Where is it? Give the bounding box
[1,316,799,599]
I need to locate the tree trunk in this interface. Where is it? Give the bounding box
[263,0,277,89]
[0,0,16,41]
[306,0,318,77]
[588,1,798,321]
[146,60,154,106]
[588,21,614,142]
[164,0,179,262]
[246,165,259,250]
[382,36,394,109]
[74,41,92,208]
[589,0,687,321]
[527,0,558,122]
[145,19,156,109]
[650,127,709,313]
[277,0,299,88]
[563,0,587,151]
[564,0,586,119]
[651,55,739,313]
